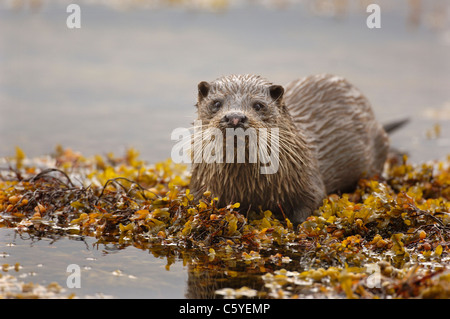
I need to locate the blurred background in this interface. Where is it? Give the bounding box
[1,0,449,163]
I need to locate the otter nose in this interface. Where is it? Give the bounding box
[223,112,247,127]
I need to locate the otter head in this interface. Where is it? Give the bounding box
[196,74,286,130]
[190,74,325,224]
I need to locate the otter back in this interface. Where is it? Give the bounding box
[284,74,389,193]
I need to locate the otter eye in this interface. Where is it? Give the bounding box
[210,100,222,112]
[253,102,265,111]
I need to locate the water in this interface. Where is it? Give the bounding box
[0,228,188,298]
[0,0,449,298]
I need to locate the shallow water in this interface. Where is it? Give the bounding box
[0,228,188,298]
[1,0,449,298]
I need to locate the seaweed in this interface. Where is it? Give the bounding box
[1,147,449,298]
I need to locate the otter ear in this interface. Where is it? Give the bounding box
[198,81,210,101]
[269,85,284,101]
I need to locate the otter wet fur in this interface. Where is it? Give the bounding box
[189,74,390,224]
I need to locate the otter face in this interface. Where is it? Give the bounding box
[196,74,285,130]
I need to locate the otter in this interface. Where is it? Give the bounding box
[189,74,390,224]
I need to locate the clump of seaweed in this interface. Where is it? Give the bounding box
[1,147,449,298]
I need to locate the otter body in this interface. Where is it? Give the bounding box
[189,74,389,224]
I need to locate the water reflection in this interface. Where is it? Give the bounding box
[186,263,265,298]
[1,226,316,298]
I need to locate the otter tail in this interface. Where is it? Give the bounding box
[383,118,409,134]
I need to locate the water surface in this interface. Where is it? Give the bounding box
[0,228,187,298]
